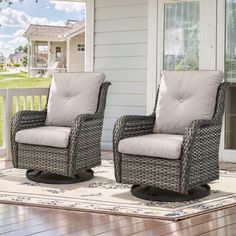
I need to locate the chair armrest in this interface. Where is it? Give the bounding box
[67,113,103,177]
[11,110,47,168]
[113,115,155,182]
[180,118,222,193]
[12,110,47,132]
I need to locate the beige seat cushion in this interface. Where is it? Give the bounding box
[153,71,223,135]
[118,134,183,160]
[45,72,105,127]
[15,126,71,148]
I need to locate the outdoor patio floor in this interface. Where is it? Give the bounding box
[0,152,236,236]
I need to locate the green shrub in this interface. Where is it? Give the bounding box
[12,64,21,67]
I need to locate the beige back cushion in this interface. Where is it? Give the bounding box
[45,72,105,127]
[153,71,223,135]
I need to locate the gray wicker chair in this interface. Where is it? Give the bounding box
[113,71,228,202]
[11,72,111,184]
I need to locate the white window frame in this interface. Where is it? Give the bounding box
[85,0,94,71]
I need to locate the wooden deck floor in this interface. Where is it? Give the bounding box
[1,153,236,236]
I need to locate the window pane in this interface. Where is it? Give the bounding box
[163,1,200,70]
[225,0,236,149]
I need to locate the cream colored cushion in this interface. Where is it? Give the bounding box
[153,71,223,134]
[45,72,105,127]
[118,134,183,160]
[15,126,71,148]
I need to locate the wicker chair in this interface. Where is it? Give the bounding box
[11,72,111,184]
[113,71,228,202]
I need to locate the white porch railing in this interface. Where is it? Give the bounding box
[0,88,49,161]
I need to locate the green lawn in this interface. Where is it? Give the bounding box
[0,72,51,88]
[0,71,51,148]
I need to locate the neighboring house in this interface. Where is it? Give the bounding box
[7,53,26,65]
[24,21,85,77]
[0,52,5,64]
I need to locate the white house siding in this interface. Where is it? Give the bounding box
[69,33,85,72]
[94,0,148,149]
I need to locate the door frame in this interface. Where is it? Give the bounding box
[146,0,227,160]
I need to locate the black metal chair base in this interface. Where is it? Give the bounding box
[26,169,94,184]
[131,184,211,202]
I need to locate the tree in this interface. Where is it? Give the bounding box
[14,45,27,54]
[22,56,27,67]
[0,0,38,10]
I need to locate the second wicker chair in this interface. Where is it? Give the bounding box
[113,70,228,202]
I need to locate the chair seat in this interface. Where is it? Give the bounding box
[15,126,71,148]
[118,134,183,160]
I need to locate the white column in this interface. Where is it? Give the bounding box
[31,41,34,68]
[66,39,71,72]
[48,41,51,68]
[27,39,30,75]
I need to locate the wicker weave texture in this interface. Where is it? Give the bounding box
[12,82,111,178]
[113,82,229,194]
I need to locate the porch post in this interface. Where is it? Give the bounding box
[30,41,34,68]
[48,41,52,68]
[67,39,71,72]
[27,39,30,76]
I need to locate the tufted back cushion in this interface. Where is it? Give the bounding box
[45,72,105,127]
[153,71,223,135]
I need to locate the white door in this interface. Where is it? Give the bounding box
[157,0,217,76]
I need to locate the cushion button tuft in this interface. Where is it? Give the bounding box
[180,99,184,103]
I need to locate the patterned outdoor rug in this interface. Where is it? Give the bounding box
[0,160,236,221]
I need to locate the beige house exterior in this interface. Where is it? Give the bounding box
[24,21,85,77]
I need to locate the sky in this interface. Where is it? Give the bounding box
[0,0,86,57]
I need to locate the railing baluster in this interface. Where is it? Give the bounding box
[39,96,42,110]
[23,96,27,110]
[30,96,34,110]
[16,96,19,112]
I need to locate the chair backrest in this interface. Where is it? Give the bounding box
[45,72,105,127]
[153,70,223,135]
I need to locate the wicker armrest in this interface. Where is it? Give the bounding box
[12,110,47,133]
[113,115,155,141]
[180,118,222,193]
[113,115,155,182]
[69,113,101,142]
[68,113,103,176]
[11,110,47,168]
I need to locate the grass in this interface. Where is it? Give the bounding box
[0,72,51,88]
[0,71,51,148]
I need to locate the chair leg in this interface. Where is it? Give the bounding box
[131,184,210,202]
[26,169,94,184]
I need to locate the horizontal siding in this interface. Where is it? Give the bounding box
[95,57,147,70]
[95,0,147,8]
[95,44,147,57]
[95,31,147,45]
[95,4,148,20]
[95,17,147,32]
[99,69,147,82]
[108,82,146,94]
[95,0,148,150]
[106,94,146,106]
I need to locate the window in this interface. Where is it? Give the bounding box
[56,47,62,61]
[225,0,236,150]
[77,44,85,52]
[163,1,200,70]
